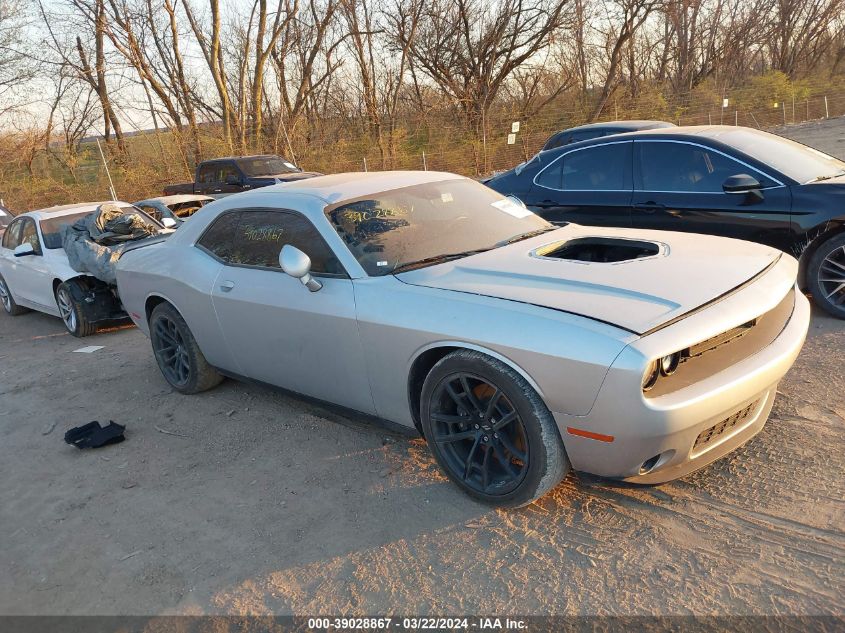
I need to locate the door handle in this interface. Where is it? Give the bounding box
[219,280,235,292]
[535,199,557,208]
[633,202,666,213]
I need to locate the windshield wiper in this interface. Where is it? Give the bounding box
[495,226,558,247]
[392,248,492,273]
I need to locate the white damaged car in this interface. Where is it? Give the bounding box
[115,172,811,506]
[0,201,165,336]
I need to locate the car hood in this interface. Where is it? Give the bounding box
[396,225,783,335]
[270,171,322,182]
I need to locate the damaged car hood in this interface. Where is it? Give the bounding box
[396,225,783,334]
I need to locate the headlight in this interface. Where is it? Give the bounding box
[642,360,659,391]
[659,352,681,376]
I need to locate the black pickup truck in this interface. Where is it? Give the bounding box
[163,154,321,197]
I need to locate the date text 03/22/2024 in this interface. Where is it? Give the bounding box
[307,617,528,630]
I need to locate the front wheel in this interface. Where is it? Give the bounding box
[808,233,845,319]
[56,281,96,337]
[149,302,223,394]
[420,350,570,507]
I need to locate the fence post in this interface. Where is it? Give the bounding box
[782,101,787,125]
[735,110,738,126]
[825,96,829,119]
[708,112,712,125]
[363,157,368,172]
[806,99,809,121]
[422,152,427,171]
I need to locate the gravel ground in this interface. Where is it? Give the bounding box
[1,121,844,618]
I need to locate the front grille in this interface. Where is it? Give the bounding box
[693,400,759,451]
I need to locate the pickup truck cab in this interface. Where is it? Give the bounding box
[163,155,320,197]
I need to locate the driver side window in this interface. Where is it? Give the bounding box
[197,209,345,276]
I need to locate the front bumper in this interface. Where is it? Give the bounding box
[553,286,810,483]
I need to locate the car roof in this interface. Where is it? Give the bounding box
[22,201,131,221]
[250,170,463,205]
[560,120,674,134]
[136,195,214,206]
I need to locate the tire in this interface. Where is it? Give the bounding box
[149,302,223,394]
[420,349,570,507]
[808,233,845,319]
[56,281,96,337]
[0,273,29,316]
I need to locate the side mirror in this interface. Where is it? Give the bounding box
[723,174,761,194]
[161,217,177,229]
[13,243,36,257]
[225,174,241,186]
[279,244,322,292]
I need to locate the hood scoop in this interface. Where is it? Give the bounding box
[534,237,662,263]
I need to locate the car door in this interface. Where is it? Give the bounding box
[523,140,633,227]
[631,140,793,251]
[6,218,54,310]
[201,208,377,414]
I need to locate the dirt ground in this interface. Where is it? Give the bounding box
[1,121,844,618]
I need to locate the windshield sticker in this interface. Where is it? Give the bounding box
[491,198,532,219]
[377,261,388,267]
[440,192,454,203]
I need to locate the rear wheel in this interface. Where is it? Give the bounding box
[0,274,28,316]
[808,233,845,319]
[56,281,96,337]
[149,302,223,394]
[420,349,570,507]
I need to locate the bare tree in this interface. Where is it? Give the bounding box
[394,0,570,171]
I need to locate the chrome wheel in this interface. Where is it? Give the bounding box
[152,315,192,387]
[0,278,10,313]
[429,372,529,496]
[818,245,845,306]
[57,287,77,332]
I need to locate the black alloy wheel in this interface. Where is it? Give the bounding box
[429,372,530,495]
[152,313,192,388]
[149,302,223,394]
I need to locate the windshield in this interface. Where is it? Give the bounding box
[41,207,157,249]
[705,128,845,184]
[236,156,299,176]
[325,178,551,276]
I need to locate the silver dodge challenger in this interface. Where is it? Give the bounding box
[116,171,810,506]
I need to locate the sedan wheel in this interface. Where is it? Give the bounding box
[55,281,96,337]
[809,233,845,319]
[57,286,77,332]
[421,349,570,507]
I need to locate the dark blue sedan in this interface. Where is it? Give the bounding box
[487,125,845,318]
